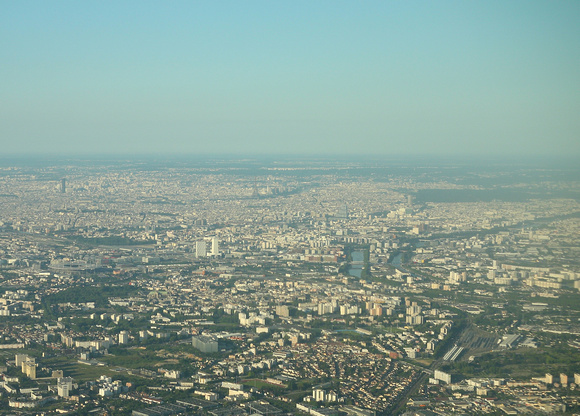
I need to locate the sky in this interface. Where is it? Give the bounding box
[1,1,579,158]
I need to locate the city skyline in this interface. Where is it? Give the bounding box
[2,1,579,158]
[0,158,578,414]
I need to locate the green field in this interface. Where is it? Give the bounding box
[41,355,118,381]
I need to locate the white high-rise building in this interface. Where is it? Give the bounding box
[196,241,207,258]
[15,354,28,367]
[211,237,219,256]
[313,388,326,401]
[57,377,74,398]
[119,331,129,345]
[434,370,452,384]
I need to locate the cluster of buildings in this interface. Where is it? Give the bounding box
[0,161,578,415]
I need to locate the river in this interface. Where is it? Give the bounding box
[348,251,364,278]
[389,252,403,266]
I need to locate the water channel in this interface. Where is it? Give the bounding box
[348,251,364,278]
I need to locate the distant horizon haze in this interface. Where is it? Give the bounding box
[1,153,578,172]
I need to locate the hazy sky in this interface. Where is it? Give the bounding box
[2,1,579,157]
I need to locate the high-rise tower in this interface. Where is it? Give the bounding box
[336,204,348,220]
[196,241,207,258]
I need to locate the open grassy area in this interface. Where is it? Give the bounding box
[413,358,433,367]
[99,350,158,370]
[42,355,117,381]
[242,378,287,391]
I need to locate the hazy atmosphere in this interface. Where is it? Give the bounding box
[2,1,579,157]
[1,3,580,414]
